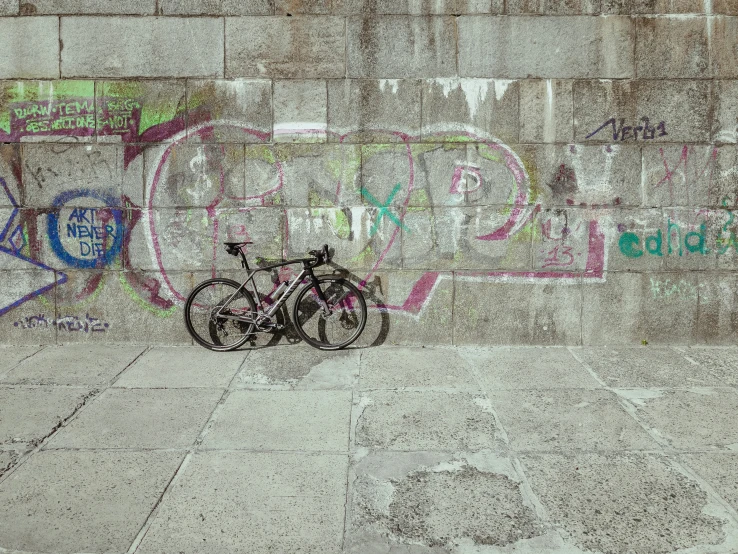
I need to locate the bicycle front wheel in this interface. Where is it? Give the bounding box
[184,278,256,351]
[292,276,367,350]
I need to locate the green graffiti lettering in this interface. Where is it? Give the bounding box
[619,232,643,258]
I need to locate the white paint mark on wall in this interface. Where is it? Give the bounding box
[542,79,555,143]
[434,78,492,119]
[379,79,400,94]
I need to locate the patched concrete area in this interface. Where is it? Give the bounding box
[519,453,736,553]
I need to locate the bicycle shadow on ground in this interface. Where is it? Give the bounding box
[244,262,390,351]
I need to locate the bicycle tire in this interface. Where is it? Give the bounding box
[292,275,367,350]
[184,278,256,351]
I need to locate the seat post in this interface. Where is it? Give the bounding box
[239,249,250,270]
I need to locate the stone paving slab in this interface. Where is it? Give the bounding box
[0,450,183,553]
[0,344,145,386]
[47,388,223,449]
[360,346,478,390]
[682,453,738,513]
[676,346,738,387]
[489,389,660,452]
[136,452,348,554]
[518,452,738,553]
[0,345,43,377]
[460,346,602,390]
[0,386,93,448]
[114,346,245,388]
[201,390,352,451]
[574,346,724,388]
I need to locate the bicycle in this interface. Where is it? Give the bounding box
[184,242,367,352]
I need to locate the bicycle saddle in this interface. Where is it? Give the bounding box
[224,241,252,256]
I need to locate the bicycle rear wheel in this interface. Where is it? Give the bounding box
[292,276,367,350]
[184,278,256,351]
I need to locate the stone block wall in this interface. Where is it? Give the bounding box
[0,1,736,345]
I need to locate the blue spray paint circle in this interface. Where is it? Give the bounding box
[48,189,124,269]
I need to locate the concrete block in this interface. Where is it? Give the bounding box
[274,143,362,207]
[61,17,224,78]
[135,452,347,554]
[0,450,183,553]
[421,78,519,144]
[0,144,21,205]
[492,388,659,450]
[683,453,738,513]
[636,80,711,143]
[454,279,583,345]
[347,451,546,552]
[506,0,601,13]
[0,17,59,79]
[606,208,666,272]
[581,272,698,344]
[459,346,602,389]
[636,17,710,79]
[520,453,729,553]
[402,207,532,270]
[115,346,245,388]
[226,16,345,78]
[236,346,359,389]
[457,0,504,11]
[622,388,738,449]
[243,145,285,206]
[22,144,121,207]
[630,0,705,13]
[276,0,355,13]
[327,79,421,142]
[360,346,478,389]
[0,272,58,346]
[519,79,573,143]
[0,0,16,14]
[347,16,456,78]
[573,79,638,143]
[274,80,327,143]
[187,79,272,143]
[160,0,273,14]
[0,386,90,446]
[642,144,714,207]
[286,207,401,270]
[1,344,145,385]
[714,0,738,14]
[49,388,221,448]
[458,16,634,78]
[201,390,351,450]
[696,273,738,344]
[532,208,598,273]
[713,80,738,143]
[28,0,154,13]
[575,345,722,387]
[97,80,186,143]
[355,390,501,449]
[355,270,455,347]
[522,144,641,207]
[711,16,738,77]
[143,143,244,208]
[0,81,95,143]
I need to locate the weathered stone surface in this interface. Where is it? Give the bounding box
[0,450,183,553]
[1,344,144,385]
[136,452,347,554]
[711,16,738,77]
[507,0,601,13]
[675,346,738,386]
[683,453,738,512]
[575,345,722,387]
[696,273,738,344]
[714,0,738,14]
[29,0,154,13]
[187,79,272,142]
[458,16,634,78]
[0,385,92,446]
[491,388,659,450]
[520,453,729,553]
[454,279,583,345]
[327,79,422,141]
[421,78,519,144]
[275,0,505,14]
[201,390,351,450]
[160,0,274,14]
[226,16,345,78]
[356,390,500,449]
[0,17,59,79]
[635,80,711,143]
[0,0,16,15]
[0,346,42,377]
[713,80,738,143]
[49,388,221,448]
[636,16,710,78]
[621,388,738,449]
[347,16,456,78]
[519,79,573,143]
[274,80,328,142]
[0,274,58,346]
[573,79,638,142]
[61,17,224,78]
[582,272,698,344]
[641,144,714,207]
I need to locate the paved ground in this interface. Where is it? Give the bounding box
[1,344,738,553]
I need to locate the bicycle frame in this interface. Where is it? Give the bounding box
[213,256,330,327]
